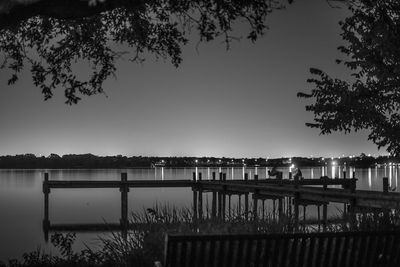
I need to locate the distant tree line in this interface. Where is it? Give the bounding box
[0,153,398,169]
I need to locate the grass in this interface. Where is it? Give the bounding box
[2,203,400,267]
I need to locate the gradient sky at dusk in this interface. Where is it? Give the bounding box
[0,0,386,158]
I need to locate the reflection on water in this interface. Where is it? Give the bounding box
[1,166,400,261]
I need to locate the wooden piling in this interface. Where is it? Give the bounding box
[193,172,196,181]
[238,194,241,216]
[42,172,50,241]
[120,173,129,230]
[222,192,226,220]
[212,191,217,219]
[244,173,248,182]
[278,198,283,221]
[198,172,202,181]
[198,188,203,220]
[383,177,389,193]
[245,193,249,220]
[254,174,258,181]
[228,195,231,218]
[193,189,198,221]
[293,195,299,230]
[323,204,328,231]
[212,172,216,181]
[253,194,258,221]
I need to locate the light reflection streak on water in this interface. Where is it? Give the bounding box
[338,166,341,178]
[322,166,325,177]
[389,166,392,187]
[207,168,210,180]
[368,168,372,189]
[311,168,314,179]
[242,167,245,180]
[231,167,234,180]
[255,166,258,175]
[161,167,164,181]
[331,166,335,178]
[195,167,198,181]
[154,168,157,180]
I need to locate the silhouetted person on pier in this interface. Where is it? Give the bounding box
[293,167,303,180]
[268,166,283,179]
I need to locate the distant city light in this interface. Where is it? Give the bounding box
[195,159,198,163]
[332,161,337,166]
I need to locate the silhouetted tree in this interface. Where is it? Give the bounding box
[0,0,290,104]
[299,0,400,156]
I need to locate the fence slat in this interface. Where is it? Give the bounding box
[163,231,400,267]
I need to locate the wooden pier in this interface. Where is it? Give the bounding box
[42,172,400,239]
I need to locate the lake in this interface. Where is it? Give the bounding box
[0,166,399,261]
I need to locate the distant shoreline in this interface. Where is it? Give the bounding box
[0,153,398,169]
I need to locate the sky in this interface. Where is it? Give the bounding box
[0,0,387,158]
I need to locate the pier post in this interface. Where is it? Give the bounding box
[254,174,258,181]
[42,172,50,242]
[323,204,328,231]
[253,194,258,221]
[352,171,356,179]
[293,195,299,231]
[289,172,292,180]
[193,189,198,222]
[120,173,129,231]
[228,194,231,218]
[278,198,283,222]
[223,173,227,181]
[244,173,248,182]
[245,193,249,220]
[222,191,226,220]
[350,178,356,193]
[212,172,216,181]
[198,172,202,181]
[383,177,389,193]
[343,171,347,179]
[211,191,217,219]
[198,188,203,220]
[193,172,196,181]
[238,194,241,217]
[219,172,223,181]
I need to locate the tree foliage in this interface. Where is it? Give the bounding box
[299,0,400,156]
[0,0,285,104]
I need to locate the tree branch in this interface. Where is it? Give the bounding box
[0,0,143,29]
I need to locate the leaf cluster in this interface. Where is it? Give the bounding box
[299,0,400,156]
[0,0,283,104]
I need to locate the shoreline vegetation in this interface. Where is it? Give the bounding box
[0,153,399,169]
[1,205,400,267]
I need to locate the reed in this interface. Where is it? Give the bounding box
[3,204,400,267]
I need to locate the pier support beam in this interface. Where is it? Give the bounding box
[212,190,217,219]
[244,193,249,220]
[120,173,129,235]
[193,189,198,222]
[43,172,50,242]
[198,188,203,220]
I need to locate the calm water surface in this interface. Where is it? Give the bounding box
[0,166,399,261]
